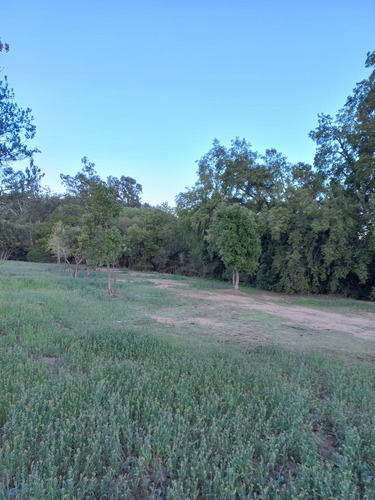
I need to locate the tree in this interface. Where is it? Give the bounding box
[258,164,325,294]
[107,175,142,206]
[0,221,34,260]
[60,158,143,207]
[81,178,123,294]
[0,76,39,169]
[175,138,290,279]
[48,222,86,276]
[0,160,44,195]
[207,203,261,289]
[309,51,375,296]
[60,157,103,199]
[59,159,126,289]
[82,226,124,296]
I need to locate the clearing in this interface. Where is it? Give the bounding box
[120,270,375,358]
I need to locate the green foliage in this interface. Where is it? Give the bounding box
[257,167,325,294]
[307,52,375,296]
[60,157,103,198]
[173,54,375,297]
[107,175,142,207]
[27,222,54,263]
[2,52,375,300]
[81,181,123,274]
[50,202,84,227]
[0,161,44,196]
[176,138,291,281]
[83,226,124,269]
[118,206,186,271]
[208,204,261,286]
[0,76,39,168]
[0,262,375,498]
[60,157,143,208]
[0,221,34,260]
[47,222,86,275]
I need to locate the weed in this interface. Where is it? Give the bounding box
[0,262,374,498]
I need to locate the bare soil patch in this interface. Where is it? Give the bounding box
[144,276,375,341]
[116,271,375,352]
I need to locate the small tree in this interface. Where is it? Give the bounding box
[207,204,261,289]
[81,177,124,295]
[48,222,85,277]
[82,227,124,296]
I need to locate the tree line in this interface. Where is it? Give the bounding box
[1,51,374,298]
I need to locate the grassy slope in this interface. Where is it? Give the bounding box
[0,262,374,499]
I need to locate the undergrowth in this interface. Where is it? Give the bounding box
[0,262,374,499]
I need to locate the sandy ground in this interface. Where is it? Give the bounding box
[110,270,375,350]
[141,276,375,342]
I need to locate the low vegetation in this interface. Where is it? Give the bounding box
[1,262,374,499]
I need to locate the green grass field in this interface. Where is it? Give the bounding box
[0,262,375,499]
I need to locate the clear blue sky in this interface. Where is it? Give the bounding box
[1,0,374,206]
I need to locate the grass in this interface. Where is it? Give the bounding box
[0,262,375,499]
[279,296,375,313]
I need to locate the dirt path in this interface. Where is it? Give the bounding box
[112,271,375,351]
[142,276,375,342]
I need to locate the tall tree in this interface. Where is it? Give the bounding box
[258,164,325,293]
[0,76,39,169]
[176,138,290,279]
[309,51,375,296]
[60,157,102,199]
[61,158,143,207]
[0,160,44,196]
[107,175,142,206]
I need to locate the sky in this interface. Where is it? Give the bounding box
[1,0,374,206]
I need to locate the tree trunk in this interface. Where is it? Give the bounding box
[107,263,112,296]
[107,263,117,297]
[233,269,240,290]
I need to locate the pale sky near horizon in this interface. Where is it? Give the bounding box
[1,0,374,206]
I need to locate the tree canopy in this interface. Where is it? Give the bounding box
[207,203,261,289]
[0,76,39,169]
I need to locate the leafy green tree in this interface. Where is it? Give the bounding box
[60,157,102,199]
[176,138,290,279]
[60,157,143,207]
[0,161,44,195]
[0,221,34,260]
[118,206,186,272]
[258,165,325,293]
[0,76,39,169]
[107,175,142,206]
[50,202,84,227]
[309,51,375,296]
[207,204,261,289]
[80,178,124,293]
[48,222,86,276]
[82,226,124,295]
